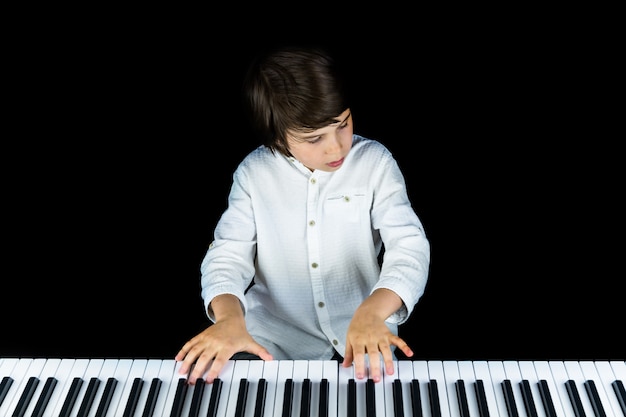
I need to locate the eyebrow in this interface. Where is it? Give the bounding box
[298,112,352,140]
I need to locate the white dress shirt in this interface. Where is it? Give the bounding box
[200,134,430,360]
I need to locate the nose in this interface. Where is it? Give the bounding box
[325,132,342,154]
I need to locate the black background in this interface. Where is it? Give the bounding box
[2,16,622,362]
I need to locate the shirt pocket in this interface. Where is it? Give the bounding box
[324,189,368,224]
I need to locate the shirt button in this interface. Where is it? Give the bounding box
[318,301,325,308]
[310,178,317,184]
[343,196,350,202]
[309,220,315,226]
[311,263,318,268]
[332,339,339,346]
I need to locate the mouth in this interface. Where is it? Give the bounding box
[327,157,344,168]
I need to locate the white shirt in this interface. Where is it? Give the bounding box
[200,134,430,360]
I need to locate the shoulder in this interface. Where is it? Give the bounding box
[349,134,395,165]
[236,145,281,172]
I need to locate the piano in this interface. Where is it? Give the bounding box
[1,357,624,417]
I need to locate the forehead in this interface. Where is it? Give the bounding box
[288,110,352,139]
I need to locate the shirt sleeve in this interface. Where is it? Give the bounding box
[200,164,257,322]
[369,151,430,324]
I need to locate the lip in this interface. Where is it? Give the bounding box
[327,157,344,168]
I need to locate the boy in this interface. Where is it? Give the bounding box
[176,45,430,384]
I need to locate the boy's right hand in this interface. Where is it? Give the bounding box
[174,320,273,384]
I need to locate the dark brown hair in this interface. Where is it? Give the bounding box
[242,45,350,157]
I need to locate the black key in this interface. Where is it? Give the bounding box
[0,377,14,408]
[188,378,205,417]
[474,380,490,417]
[347,378,356,417]
[393,379,404,417]
[169,378,188,417]
[584,380,607,417]
[318,378,329,417]
[502,379,519,417]
[31,376,58,417]
[282,378,294,417]
[58,377,83,417]
[11,376,39,417]
[234,378,249,417]
[253,378,267,417]
[429,379,442,417]
[207,378,223,417]
[122,377,144,417]
[455,379,470,417]
[411,379,423,417]
[365,379,376,417]
[95,377,117,417]
[300,378,311,417]
[538,379,558,417]
[520,380,538,417]
[77,377,100,417]
[141,377,162,417]
[565,379,586,417]
[612,380,626,416]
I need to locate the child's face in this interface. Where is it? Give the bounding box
[286,109,354,172]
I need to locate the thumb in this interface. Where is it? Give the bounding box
[247,342,274,361]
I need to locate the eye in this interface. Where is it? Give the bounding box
[308,137,322,144]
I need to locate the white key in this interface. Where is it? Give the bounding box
[503,360,529,417]
[0,358,33,416]
[322,360,339,417]
[397,360,414,417]
[243,360,264,417]
[549,361,579,417]
[22,358,61,417]
[69,358,104,417]
[102,358,133,417]
[457,360,480,417]
[579,361,616,417]
[533,360,567,417]
[273,360,294,417]
[443,360,462,417]
[131,358,165,417]
[307,360,324,417]
[337,360,353,417]
[413,360,432,417]
[213,360,235,417]
[429,360,452,417]
[86,358,119,417]
[5,357,46,417]
[518,360,547,417]
[111,359,148,417]
[595,361,622,417]
[610,361,626,381]
[50,358,90,417]
[260,361,279,417]
[382,360,398,417]
[41,359,77,417]
[372,357,386,417]
[472,360,502,417]
[290,359,309,417]
[564,361,596,417]
[151,359,177,417]
[487,360,511,417]
[224,359,250,417]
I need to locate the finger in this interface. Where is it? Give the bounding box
[248,344,274,361]
[342,344,354,368]
[380,347,396,376]
[392,336,414,358]
[367,351,383,382]
[352,351,367,379]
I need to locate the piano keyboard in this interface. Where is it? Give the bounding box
[1,358,624,417]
